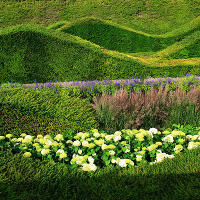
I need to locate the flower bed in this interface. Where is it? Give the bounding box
[1,127,200,172]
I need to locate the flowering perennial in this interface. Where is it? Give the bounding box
[0,128,200,172]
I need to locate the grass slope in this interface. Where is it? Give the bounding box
[49,16,200,54]
[0,147,200,200]
[0,23,200,85]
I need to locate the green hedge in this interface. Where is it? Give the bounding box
[0,87,97,137]
[0,24,200,85]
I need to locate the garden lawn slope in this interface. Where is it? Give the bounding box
[0,24,200,85]
[49,16,200,54]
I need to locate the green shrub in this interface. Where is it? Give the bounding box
[0,87,98,137]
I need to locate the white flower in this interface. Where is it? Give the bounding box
[111,159,116,163]
[82,140,89,147]
[156,153,168,162]
[24,135,32,140]
[88,156,94,164]
[191,135,199,141]
[109,150,115,156]
[101,144,107,150]
[114,135,121,142]
[93,132,101,137]
[162,134,174,143]
[114,131,122,136]
[136,155,142,162]
[148,128,158,135]
[186,135,193,141]
[56,149,64,154]
[105,135,113,141]
[124,149,130,153]
[167,154,175,159]
[82,163,97,171]
[187,142,199,150]
[11,138,18,142]
[45,140,52,145]
[73,140,81,146]
[78,149,83,154]
[118,159,127,167]
[41,149,50,155]
[76,160,82,165]
[66,140,73,144]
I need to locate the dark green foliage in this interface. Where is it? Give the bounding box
[0,147,200,200]
[0,87,98,137]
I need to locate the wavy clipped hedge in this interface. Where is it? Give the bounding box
[0,87,98,137]
[0,24,200,85]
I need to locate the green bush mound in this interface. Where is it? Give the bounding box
[0,87,97,137]
[0,147,199,200]
[53,16,200,53]
[0,24,200,85]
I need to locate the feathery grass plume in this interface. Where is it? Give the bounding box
[92,86,200,132]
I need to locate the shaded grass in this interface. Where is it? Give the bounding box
[0,147,200,200]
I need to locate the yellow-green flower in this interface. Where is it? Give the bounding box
[136,155,142,162]
[120,141,127,146]
[178,138,185,143]
[22,138,32,144]
[114,131,122,136]
[106,144,116,149]
[125,159,134,166]
[44,144,50,149]
[147,144,158,151]
[0,136,5,140]
[94,139,105,146]
[20,133,27,137]
[10,138,17,142]
[33,143,40,147]
[137,137,144,142]
[174,144,183,151]
[171,131,185,137]
[91,129,98,133]
[59,152,67,159]
[54,134,64,142]
[41,149,50,155]
[36,148,42,152]
[138,150,146,155]
[6,134,12,139]
[175,150,181,154]
[155,142,162,146]
[93,132,101,138]
[73,140,81,146]
[163,131,170,135]
[52,142,59,147]
[105,135,114,141]
[37,135,43,139]
[17,138,23,142]
[100,133,106,138]
[87,143,95,148]
[23,152,31,158]
[39,139,46,145]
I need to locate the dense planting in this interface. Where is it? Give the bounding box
[0,87,97,137]
[1,127,200,172]
[0,1,200,199]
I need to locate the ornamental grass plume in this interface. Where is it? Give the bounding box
[92,85,200,132]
